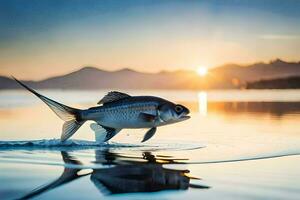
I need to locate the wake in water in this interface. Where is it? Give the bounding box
[0,138,299,169]
[0,139,204,151]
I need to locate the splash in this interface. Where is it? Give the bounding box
[0,139,204,151]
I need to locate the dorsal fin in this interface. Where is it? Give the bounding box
[97,91,131,105]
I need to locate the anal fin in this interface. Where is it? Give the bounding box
[90,123,121,143]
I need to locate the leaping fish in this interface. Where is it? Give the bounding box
[13,78,190,143]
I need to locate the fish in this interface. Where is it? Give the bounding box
[13,77,190,143]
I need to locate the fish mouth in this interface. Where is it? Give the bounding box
[178,112,191,121]
[180,115,191,120]
[179,109,191,120]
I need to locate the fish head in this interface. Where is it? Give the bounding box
[158,102,190,124]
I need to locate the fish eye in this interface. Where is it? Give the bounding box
[175,105,183,113]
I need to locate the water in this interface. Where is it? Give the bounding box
[0,89,300,199]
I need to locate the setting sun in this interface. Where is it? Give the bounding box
[197,66,208,76]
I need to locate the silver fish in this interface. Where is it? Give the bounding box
[13,78,190,142]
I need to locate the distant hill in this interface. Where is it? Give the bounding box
[246,76,300,89]
[0,67,202,90]
[208,59,300,88]
[1,59,300,90]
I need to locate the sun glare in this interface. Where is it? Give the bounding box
[197,66,208,76]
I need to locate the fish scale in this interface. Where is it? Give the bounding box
[100,103,157,123]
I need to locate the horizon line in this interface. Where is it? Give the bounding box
[1,58,300,81]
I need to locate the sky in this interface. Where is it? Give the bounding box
[0,0,300,80]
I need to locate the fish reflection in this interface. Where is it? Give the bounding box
[17,152,91,200]
[17,150,209,199]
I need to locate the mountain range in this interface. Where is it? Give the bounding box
[1,59,300,90]
[246,76,300,89]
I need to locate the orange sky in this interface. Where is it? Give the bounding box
[1,1,300,80]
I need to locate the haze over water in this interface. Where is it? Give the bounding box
[1,89,300,199]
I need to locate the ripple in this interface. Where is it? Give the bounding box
[0,139,204,151]
[0,139,299,169]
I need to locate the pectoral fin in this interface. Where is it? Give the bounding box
[138,113,156,122]
[90,123,121,142]
[141,127,157,142]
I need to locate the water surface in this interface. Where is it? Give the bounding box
[0,90,300,199]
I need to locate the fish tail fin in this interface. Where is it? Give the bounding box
[12,77,86,141]
[61,119,84,142]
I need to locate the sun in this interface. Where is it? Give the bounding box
[196,66,208,76]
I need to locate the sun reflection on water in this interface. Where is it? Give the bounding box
[198,91,207,116]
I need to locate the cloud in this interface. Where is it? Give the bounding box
[259,34,300,40]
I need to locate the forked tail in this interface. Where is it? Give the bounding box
[13,77,86,141]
